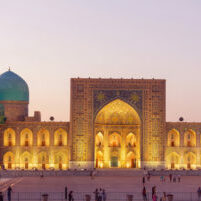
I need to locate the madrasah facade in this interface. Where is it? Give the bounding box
[0,70,201,170]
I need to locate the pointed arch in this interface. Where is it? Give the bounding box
[94,99,141,168]
[109,132,121,147]
[95,132,104,147]
[126,132,137,147]
[184,152,196,169]
[54,128,67,146]
[126,151,137,168]
[20,151,32,169]
[167,129,180,147]
[95,99,141,125]
[184,129,196,147]
[20,128,33,146]
[3,152,15,169]
[4,128,16,146]
[38,152,49,170]
[37,129,50,146]
[54,152,68,170]
[166,152,181,169]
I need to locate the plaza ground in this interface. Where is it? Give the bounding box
[1,175,201,201]
[9,175,201,193]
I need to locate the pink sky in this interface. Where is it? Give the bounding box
[0,1,201,122]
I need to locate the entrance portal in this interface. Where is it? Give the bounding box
[111,157,118,167]
[94,99,141,168]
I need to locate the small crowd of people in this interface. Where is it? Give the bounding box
[0,186,12,201]
[94,188,107,201]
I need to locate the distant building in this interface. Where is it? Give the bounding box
[0,70,200,170]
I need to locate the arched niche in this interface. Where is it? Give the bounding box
[167,129,180,147]
[166,152,180,169]
[4,128,16,146]
[3,152,15,169]
[95,132,104,147]
[184,129,196,147]
[54,128,67,146]
[20,128,33,146]
[94,99,141,168]
[54,152,67,170]
[20,151,32,170]
[37,129,50,146]
[126,133,137,147]
[184,152,196,169]
[38,152,49,170]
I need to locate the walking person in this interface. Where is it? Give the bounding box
[169,174,172,182]
[68,191,74,201]
[152,192,157,201]
[197,187,201,201]
[142,176,145,185]
[98,189,102,201]
[65,186,68,200]
[7,186,12,201]
[142,186,147,201]
[102,189,106,201]
[94,189,99,201]
[0,192,3,201]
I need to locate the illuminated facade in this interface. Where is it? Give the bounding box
[0,70,201,170]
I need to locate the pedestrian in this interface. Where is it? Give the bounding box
[65,186,68,200]
[142,176,145,184]
[68,191,74,201]
[160,175,163,182]
[94,189,99,201]
[152,192,157,201]
[178,175,181,182]
[197,187,201,201]
[142,186,147,201]
[7,186,12,201]
[0,192,3,201]
[98,188,102,201]
[152,186,156,198]
[147,172,151,181]
[169,174,172,182]
[102,189,106,201]
[161,192,166,201]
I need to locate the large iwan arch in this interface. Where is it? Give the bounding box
[94,99,141,168]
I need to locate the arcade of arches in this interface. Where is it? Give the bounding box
[94,99,141,168]
[2,128,68,170]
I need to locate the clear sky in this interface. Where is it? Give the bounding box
[0,1,201,122]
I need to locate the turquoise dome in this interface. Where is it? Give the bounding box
[0,70,29,102]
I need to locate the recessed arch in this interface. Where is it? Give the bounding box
[184,152,196,169]
[3,152,15,169]
[126,133,137,147]
[94,99,141,168]
[20,151,32,170]
[166,152,181,169]
[167,129,180,147]
[95,132,104,146]
[38,151,49,170]
[54,152,67,170]
[184,129,196,147]
[20,128,33,146]
[37,129,50,146]
[4,128,16,146]
[54,128,67,146]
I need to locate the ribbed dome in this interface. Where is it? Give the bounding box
[0,70,29,102]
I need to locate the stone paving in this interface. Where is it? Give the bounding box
[8,175,201,192]
[2,175,201,200]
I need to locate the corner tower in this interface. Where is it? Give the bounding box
[0,70,29,122]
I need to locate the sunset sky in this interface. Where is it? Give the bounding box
[0,1,201,122]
